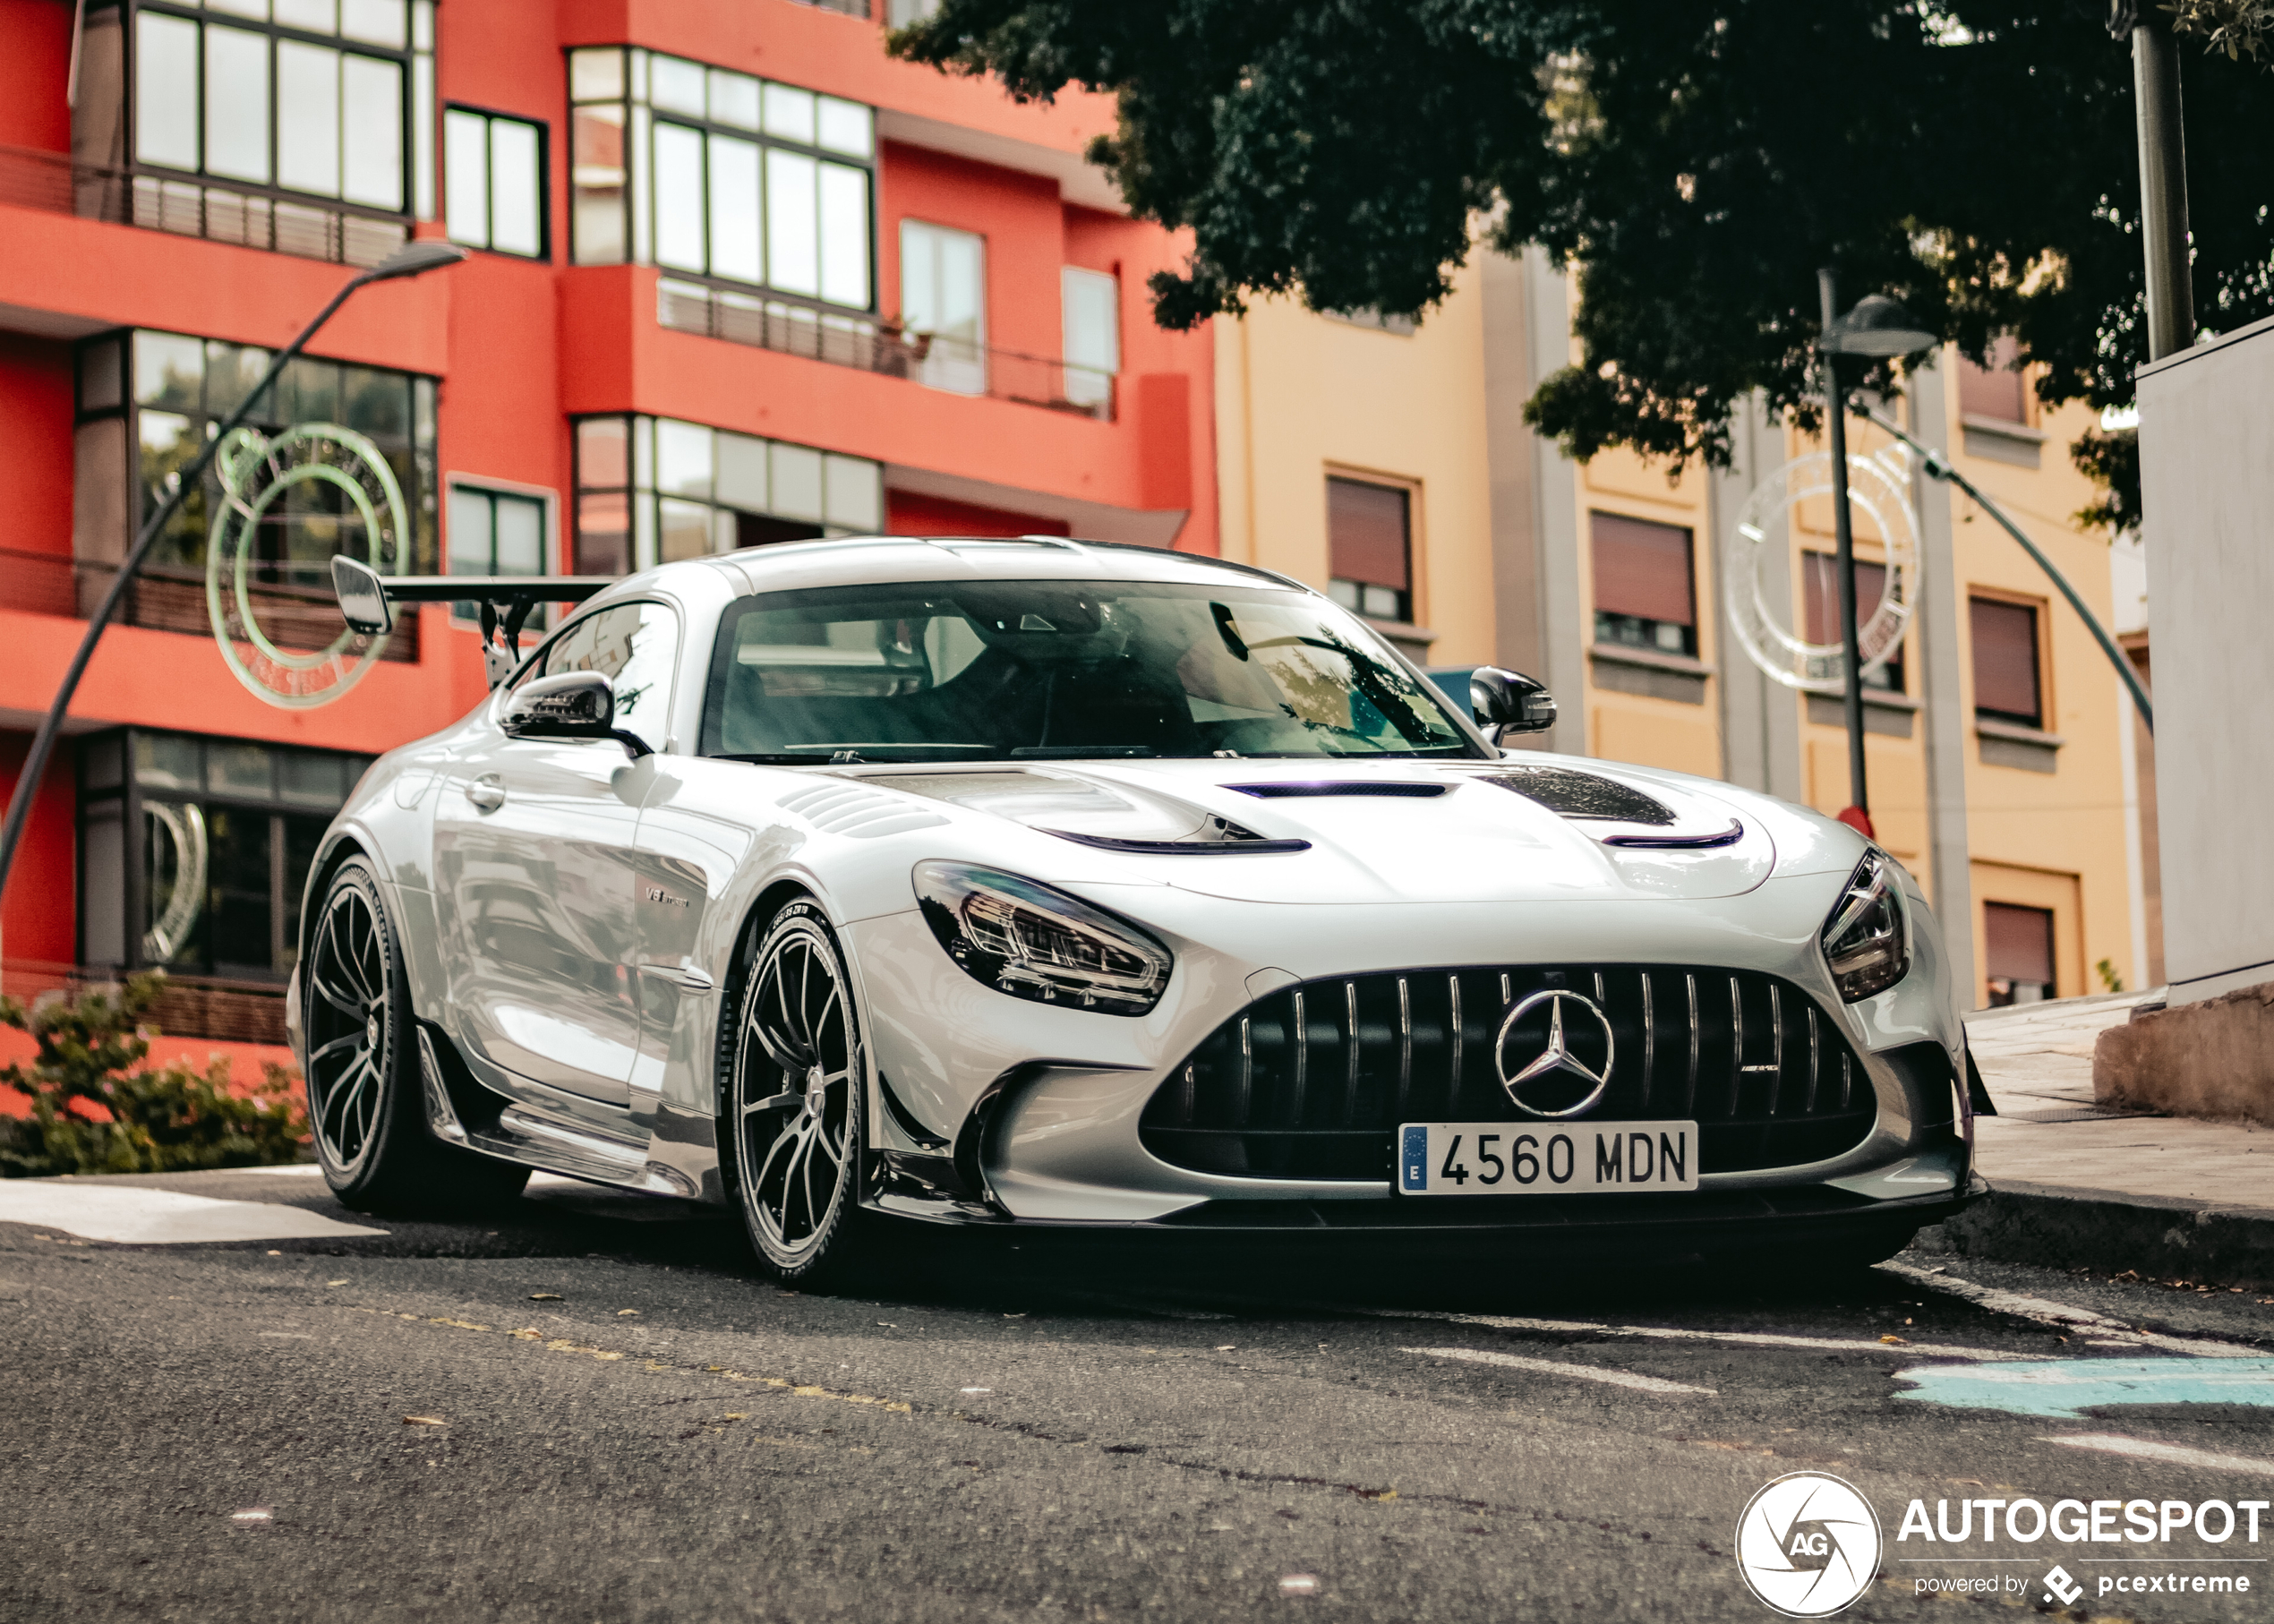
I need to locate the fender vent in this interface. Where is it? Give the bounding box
[778,782,948,838]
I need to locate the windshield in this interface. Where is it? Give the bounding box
[698,578,1483,764]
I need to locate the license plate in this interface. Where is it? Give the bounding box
[1397,1121,1699,1195]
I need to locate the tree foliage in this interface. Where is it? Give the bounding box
[0,974,308,1177]
[892,0,2274,483]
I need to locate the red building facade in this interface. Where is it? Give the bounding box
[0,0,1215,1046]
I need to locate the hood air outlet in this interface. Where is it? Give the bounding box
[1227,782,1448,799]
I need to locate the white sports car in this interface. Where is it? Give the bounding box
[294,538,1980,1281]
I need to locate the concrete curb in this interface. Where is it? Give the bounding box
[1914,1178,2274,1291]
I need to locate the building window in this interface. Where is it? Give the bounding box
[78,729,371,981]
[1983,901,2056,1006]
[572,416,883,576]
[1971,595,2043,727]
[1959,335,2026,423]
[1590,511,1695,656]
[885,0,940,21]
[73,329,439,615]
[1800,551,1904,692]
[902,219,987,395]
[449,485,549,621]
[114,0,434,263]
[444,107,546,259]
[568,46,874,312]
[1325,477,1414,623]
[1061,266,1118,411]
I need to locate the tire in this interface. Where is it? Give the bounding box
[303,858,529,1214]
[726,898,872,1285]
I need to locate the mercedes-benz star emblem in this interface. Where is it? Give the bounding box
[1494,989,1616,1118]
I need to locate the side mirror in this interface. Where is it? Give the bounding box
[1470,666,1557,742]
[502,671,651,757]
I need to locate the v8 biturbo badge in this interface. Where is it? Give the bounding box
[205,423,409,708]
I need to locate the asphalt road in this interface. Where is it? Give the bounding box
[8,1167,2274,1623]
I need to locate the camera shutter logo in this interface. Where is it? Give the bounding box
[1735,1472,1882,1618]
[1494,989,1616,1118]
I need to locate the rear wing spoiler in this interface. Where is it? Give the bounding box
[332,556,615,687]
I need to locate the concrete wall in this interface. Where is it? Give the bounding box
[2138,312,2274,1004]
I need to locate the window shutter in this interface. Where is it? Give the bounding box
[1970,597,2040,723]
[1590,512,1693,626]
[1800,552,1889,645]
[1327,478,1410,590]
[1959,336,2026,423]
[1983,902,2056,988]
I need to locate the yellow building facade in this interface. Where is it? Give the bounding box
[1214,252,2148,1009]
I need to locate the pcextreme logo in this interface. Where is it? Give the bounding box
[1735,1473,1884,1618]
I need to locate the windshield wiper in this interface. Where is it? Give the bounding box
[1010,746,1158,759]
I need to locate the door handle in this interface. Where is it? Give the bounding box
[466,774,507,812]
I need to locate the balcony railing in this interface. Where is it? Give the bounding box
[0,547,421,663]
[657,278,1116,422]
[0,141,407,269]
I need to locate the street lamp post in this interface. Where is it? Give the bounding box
[1816,273,1936,839]
[0,241,466,970]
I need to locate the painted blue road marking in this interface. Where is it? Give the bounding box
[1895,1357,2274,1419]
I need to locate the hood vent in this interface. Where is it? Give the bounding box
[1603,820,1744,850]
[1227,782,1448,799]
[1480,767,1675,825]
[1045,812,1309,855]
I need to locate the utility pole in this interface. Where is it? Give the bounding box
[1819,269,1871,834]
[2114,0,2195,361]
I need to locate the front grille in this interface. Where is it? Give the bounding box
[1140,966,1876,1181]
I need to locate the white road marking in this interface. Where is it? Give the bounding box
[0,1184,386,1244]
[1408,1346,1717,1396]
[231,1165,324,1176]
[1883,1261,2263,1358]
[2044,1433,2274,1474]
[1364,1307,2029,1362]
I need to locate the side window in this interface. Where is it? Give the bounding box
[536,602,680,751]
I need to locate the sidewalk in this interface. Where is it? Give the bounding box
[1917,988,2274,1286]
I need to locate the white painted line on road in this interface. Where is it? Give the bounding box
[2043,1433,2274,1474]
[232,1165,324,1175]
[1883,1261,2264,1358]
[0,1184,387,1244]
[1364,1307,2030,1362]
[1407,1346,1717,1396]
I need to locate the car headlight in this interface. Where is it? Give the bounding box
[913,861,1172,1015]
[1821,850,1909,1002]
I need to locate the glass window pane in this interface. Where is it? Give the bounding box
[143,800,208,968]
[205,27,273,185]
[449,485,495,574]
[134,331,207,410]
[489,117,542,256]
[338,366,407,441]
[659,498,712,563]
[714,432,768,512]
[204,805,274,975]
[654,418,713,499]
[277,752,346,808]
[208,0,270,18]
[276,39,342,198]
[135,733,202,791]
[1062,266,1118,372]
[823,455,880,531]
[650,54,705,117]
[412,41,433,219]
[652,122,705,271]
[816,96,873,158]
[570,105,627,263]
[341,53,404,209]
[495,494,545,574]
[765,150,817,296]
[763,83,816,145]
[576,492,630,576]
[770,443,824,522]
[209,742,275,799]
[577,416,629,488]
[817,163,868,308]
[206,340,273,421]
[706,134,760,284]
[443,107,490,246]
[412,0,432,50]
[568,47,623,103]
[339,0,406,47]
[709,69,760,131]
[278,356,339,423]
[280,812,329,969]
[134,12,201,170]
[274,0,338,32]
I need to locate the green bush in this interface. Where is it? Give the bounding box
[0,972,309,1178]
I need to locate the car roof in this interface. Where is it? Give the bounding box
[599,534,1310,607]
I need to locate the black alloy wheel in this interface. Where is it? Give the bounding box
[730,898,869,1281]
[303,858,526,1212]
